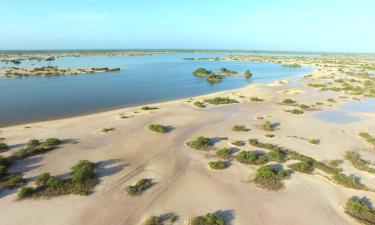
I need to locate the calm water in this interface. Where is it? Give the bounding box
[0,53,310,126]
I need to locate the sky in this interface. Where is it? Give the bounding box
[1,0,374,52]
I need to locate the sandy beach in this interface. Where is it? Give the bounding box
[0,54,374,225]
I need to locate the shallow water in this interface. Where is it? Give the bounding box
[0,53,310,126]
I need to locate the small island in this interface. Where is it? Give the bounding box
[0,66,121,78]
[193,67,252,83]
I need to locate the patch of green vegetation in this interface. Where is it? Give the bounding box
[208,160,227,170]
[244,70,253,79]
[189,213,225,225]
[281,98,296,105]
[282,63,301,68]
[193,68,213,76]
[332,173,367,190]
[17,160,97,199]
[327,98,336,103]
[299,104,310,110]
[309,139,320,145]
[102,127,115,133]
[0,156,10,178]
[45,138,62,147]
[216,148,232,159]
[254,165,290,191]
[204,97,239,105]
[193,101,206,108]
[345,151,375,173]
[187,136,213,150]
[262,120,278,131]
[288,159,315,174]
[236,151,269,165]
[345,197,375,225]
[284,109,304,114]
[10,138,62,160]
[142,106,159,110]
[231,140,245,146]
[6,173,25,189]
[232,125,249,132]
[358,132,375,148]
[27,139,40,148]
[148,124,168,133]
[265,134,275,138]
[126,179,153,196]
[0,142,9,152]
[250,97,264,102]
[207,74,224,83]
[142,216,161,225]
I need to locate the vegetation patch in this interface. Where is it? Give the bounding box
[6,173,25,189]
[262,120,278,131]
[204,97,239,105]
[18,160,98,199]
[148,124,168,133]
[189,213,225,225]
[359,132,375,148]
[142,106,159,110]
[288,160,315,174]
[332,173,367,190]
[345,151,375,173]
[254,165,290,191]
[345,197,375,225]
[0,142,9,152]
[187,136,213,150]
[126,179,153,196]
[232,125,249,132]
[216,148,232,159]
[250,97,264,102]
[284,109,304,114]
[208,160,228,170]
[244,70,253,79]
[231,140,245,146]
[10,138,62,160]
[102,127,115,133]
[236,151,269,165]
[309,139,320,145]
[265,134,275,138]
[281,98,296,105]
[193,101,206,108]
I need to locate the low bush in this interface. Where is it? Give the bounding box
[358,132,375,147]
[345,151,375,173]
[231,140,245,146]
[187,136,213,150]
[262,120,277,131]
[232,125,249,132]
[216,148,232,159]
[244,70,253,79]
[332,173,367,190]
[102,127,115,133]
[27,139,40,148]
[45,138,61,147]
[236,151,269,165]
[254,165,290,191]
[148,124,168,133]
[189,213,225,225]
[126,179,153,196]
[281,99,296,105]
[345,197,375,225]
[18,187,34,199]
[10,138,62,160]
[193,68,212,76]
[299,104,310,110]
[0,142,9,152]
[194,101,206,108]
[284,109,304,114]
[142,106,159,110]
[250,97,264,102]
[265,134,275,138]
[309,139,320,145]
[208,160,227,170]
[6,173,25,189]
[288,159,315,174]
[143,216,161,225]
[204,97,239,105]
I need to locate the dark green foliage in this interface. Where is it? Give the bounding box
[126,179,153,196]
[345,151,375,173]
[143,216,161,225]
[193,68,212,76]
[6,173,25,188]
[194,101,206,108]
[299,104,310,110]
[250,97,264,102]
[71,160,96,184]
[187,136,213,150]
[0,142,9,152]
[262,120,277,131]
[284,109,304,114]
[207,74,223,83]
[288,160,315,174]
[267,150,287,163]
[216,148,231,159]
[36,173,52,187]
[332,173,367,190]
[281,99,296,105]
[45,138,61,147]
[142,106,159,110]
[204,97,239,105]
[190,213,225,225]
[148,124,168,133]
[11,137,62,160]
[244,70,253,79]
[254,165,290,191]
[18,187,34,199]
[208,160,227,170]
[0,156,10,178]
[27,139,40,148]
[265,134,275,138]
[232,125,249,132]
[102,127,115,132]
[231,140,245,146]
[345,197,375,225]
[309,139,320,145]
[359,132,375,147]
[236,151,269,165]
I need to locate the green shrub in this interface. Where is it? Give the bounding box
[345,151,375,173]
[358,132,375,147]
[126,179,153,196]
[36,172,52,187]
[244,70,253,79]
[71,160,96,184]
[236,151,269,165]
[18,187,34,199]
[284,109,304,114]
[231,140,245,146]
[193,68,212,76]
[27,139,40,148]
[267,150,287,163]
[332,173,367,190]
[281,99,296,105]
[208,160,227,170]
[299,104,310,109]
[194,101,206,108]
[288,160,315,174]
[142,106,159,110]
[232,125,249,132]
[101,127,115,133]
[6,173,25,188]
[190,213,225,225]
[309,139,320,145]
[207,74,223,83]
[0,142,9,152]
[262,120,276,131]
[45,138,61,147]
[148,124,168,133]
[254,165,290,191]
[327,98,336,103]
[204,97,239,105]
[187,136,213,150]
[216,148,231,159]
[345,197,375,225]
[250,97,264,102]
[143,216,161,225]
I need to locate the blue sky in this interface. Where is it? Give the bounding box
[1,0,374,52]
